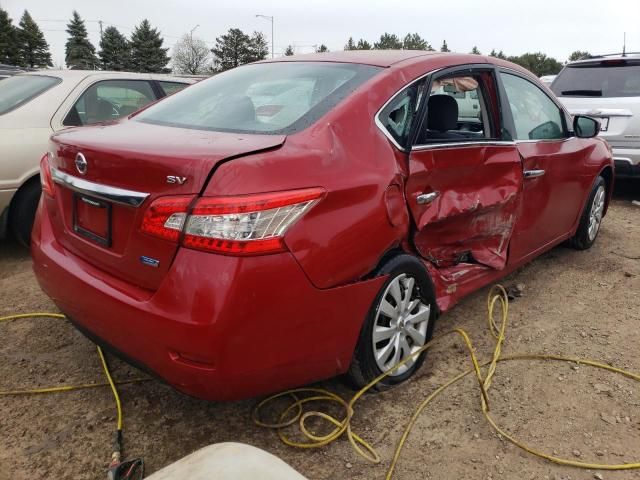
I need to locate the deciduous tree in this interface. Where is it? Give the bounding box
[508,52,563,76]
[568,50,592,62]
[129,19,170,73]
[17,10,52,68]
[171,33,210,74]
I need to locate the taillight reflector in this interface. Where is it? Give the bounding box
[40,153,55,198]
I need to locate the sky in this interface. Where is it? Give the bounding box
[3,0,639,68]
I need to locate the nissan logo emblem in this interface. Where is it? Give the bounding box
[75,152,88,175]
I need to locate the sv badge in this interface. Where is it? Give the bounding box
[167,175,187,185]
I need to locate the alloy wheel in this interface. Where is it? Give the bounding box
[588,185,605,241]
[372,273,431,376]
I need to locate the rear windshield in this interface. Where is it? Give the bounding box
[552,63,640,98]
[134,62,381,134]
[0,74,61,115]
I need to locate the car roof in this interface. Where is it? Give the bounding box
[17,70,197,83]
[567,52,640,66]
[261,50,446,67]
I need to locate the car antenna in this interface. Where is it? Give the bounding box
[622,32,627,57]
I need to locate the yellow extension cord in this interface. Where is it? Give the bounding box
[0,312,149,433]
[252,285,640,478]
[2,287,640,479]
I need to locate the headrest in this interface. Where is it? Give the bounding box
[427,94,459,132]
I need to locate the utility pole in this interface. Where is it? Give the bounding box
[98,20,103,39]
[190,24,199,42]
[255,14,274,58]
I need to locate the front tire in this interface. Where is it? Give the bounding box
[347,255,437,390]
[9,180,42,247]
[568,176,606,250]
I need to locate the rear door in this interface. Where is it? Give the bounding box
[402,65,523,270]
[499,70,588,263]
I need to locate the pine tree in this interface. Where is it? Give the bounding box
[284,45,295,56]
[403,33,431,51]
[99,26,130,70]
[0,8,21,65]
[356,39,372,50]
[440,40,450,52]
[249,31,269,61]
[489,49,507,60]
[65,11,98,69]
[17,10,52,68]
[470,46,481,55]
[129,19,170,73]
[211,28,259,72]
[344,37,356,51]
[374,33,402,50]
[316,44,329,53]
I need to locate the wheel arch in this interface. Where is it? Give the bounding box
[598,165,613,216]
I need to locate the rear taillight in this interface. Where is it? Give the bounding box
[40,153,55,197]
[140,195,194,242]
[140,188,324,255]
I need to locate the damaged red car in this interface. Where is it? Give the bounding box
[32,51,613,401]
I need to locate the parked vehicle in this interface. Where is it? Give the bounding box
[0,70,195,245]
[539,75,556,87]
[552,53,640,177]
[32,51,612,401]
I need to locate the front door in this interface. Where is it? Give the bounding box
[404,67,523,271]
[498,71,588,263]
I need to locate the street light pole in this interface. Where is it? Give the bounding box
[255,14,274,58]
[190,24,200,42]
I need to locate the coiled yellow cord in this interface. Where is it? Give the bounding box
[253,285,640,477]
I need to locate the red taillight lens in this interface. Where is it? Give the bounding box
[139,188,324,255]
[40,153,55,197]
[140,195,194,242]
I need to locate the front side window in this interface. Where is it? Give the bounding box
[500,73,565,141]
[416,73,493,143]
[0,75,61,115]
[134,62,381,134]
[64,80,156,126]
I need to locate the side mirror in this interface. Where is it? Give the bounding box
[573,115,599,138]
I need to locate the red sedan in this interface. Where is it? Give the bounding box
[32,51,612,401]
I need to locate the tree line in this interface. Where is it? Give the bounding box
[0,8,592,77]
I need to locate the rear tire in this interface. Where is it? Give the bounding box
[347,254,437,391]
[9,180,42,247]
[568,176,606,250]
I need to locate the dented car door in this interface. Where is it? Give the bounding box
[405,67,523,271]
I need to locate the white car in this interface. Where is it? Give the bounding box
[539,75,557,87]
[551,54,640,178]
[0,70,195,245]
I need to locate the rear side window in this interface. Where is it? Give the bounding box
[158,81,189,96]
[0,75,61,115]
[552,63,640,98]
[378,80,426,148]
[134,62,381,134]
[64,80,156,126]
[500,73,565,141]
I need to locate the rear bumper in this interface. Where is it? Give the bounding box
[612,146,640,177]
[31,203,384,401]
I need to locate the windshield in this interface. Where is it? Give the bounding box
[134,62,381,134]
[552,63,640,98]
[0,75,61,115]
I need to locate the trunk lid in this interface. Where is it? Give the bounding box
[47,120,285,290]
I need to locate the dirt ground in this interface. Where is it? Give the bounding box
[1,181,639,480]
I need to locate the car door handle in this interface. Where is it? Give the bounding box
[416,191,439,205]
[523,169,545,179]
